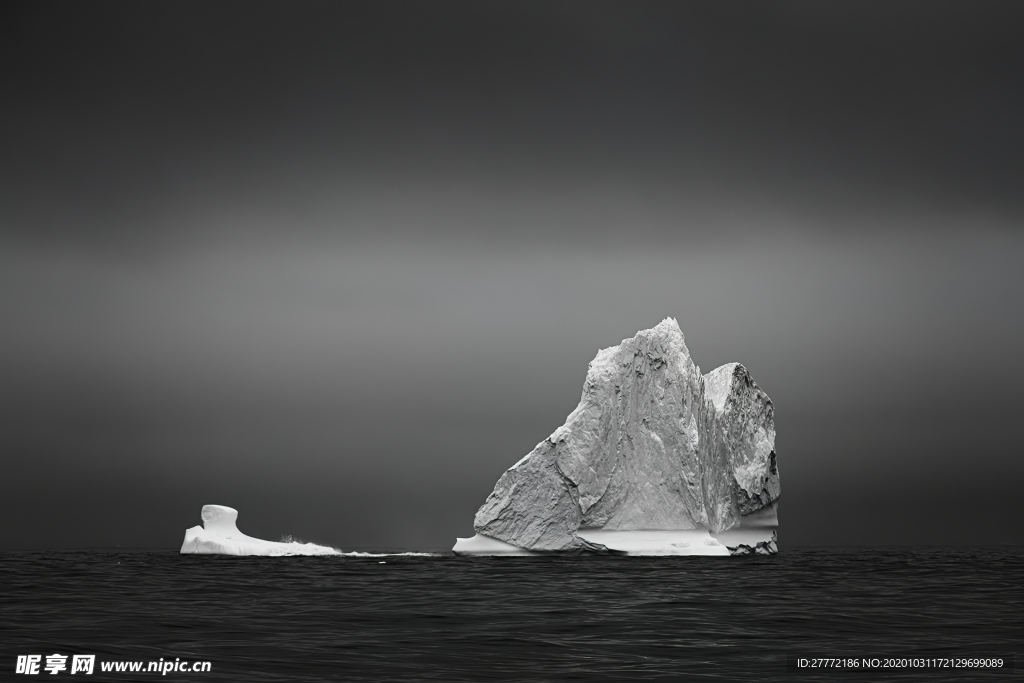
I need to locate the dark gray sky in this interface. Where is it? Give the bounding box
[2,1,1022,550]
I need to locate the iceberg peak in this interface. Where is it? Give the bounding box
[455,319,779,556]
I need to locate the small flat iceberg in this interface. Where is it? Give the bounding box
[180,505,340,556]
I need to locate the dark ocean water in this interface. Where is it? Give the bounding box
[1,546,1020,682]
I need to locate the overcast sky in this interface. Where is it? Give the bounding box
[2,1,1022,550]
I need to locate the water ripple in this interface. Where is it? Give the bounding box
[1,547,1020,681]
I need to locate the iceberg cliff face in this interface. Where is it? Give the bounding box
[455,318,779,556]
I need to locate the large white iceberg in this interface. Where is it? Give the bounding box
[454,318,779,556]
[180,505,340,556]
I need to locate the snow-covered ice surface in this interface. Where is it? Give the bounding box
[452,534,539,555]
[180,505,340,556]
[340,552,442,557]
[453,531,734,556]
[576,529,730,556]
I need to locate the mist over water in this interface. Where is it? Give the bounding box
[3,233,1022,550]
[1,3,1023,550]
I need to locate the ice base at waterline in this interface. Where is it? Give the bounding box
[454,504,778,556]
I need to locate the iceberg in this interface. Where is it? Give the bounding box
[454,318,779,556]
[180,504,340,556]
